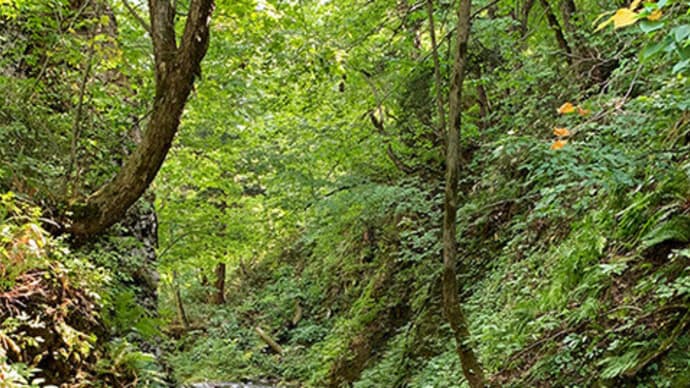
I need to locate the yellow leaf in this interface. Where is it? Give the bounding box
[612,8,639,29]
[551,140,568,150]
[595,16,613,32]
[553,127,571,137]
[647,9,662,21]
[557,102,576,114]
[629,0,642,11]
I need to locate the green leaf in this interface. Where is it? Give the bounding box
[678,44,690,60]
[639,20,664,33]
[672,58,690,73]
[673,25,690,42]
[640,40,667,61]
[641,215,690,249]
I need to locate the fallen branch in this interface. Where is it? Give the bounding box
[624,309,690,378]
[254,326,283,355]
[506,321,586,365]
[164,323,206,338]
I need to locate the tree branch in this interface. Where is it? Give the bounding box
[67,44,95,199]
[69,0,215,236]
[538,0,572,63]
[122,0,152,35]
[149,0,178,86]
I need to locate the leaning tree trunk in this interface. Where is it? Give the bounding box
[539,0,572,64]
[69,0,214,237]
[434,0,486,386]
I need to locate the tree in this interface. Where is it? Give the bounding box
[211,262,226,305]
[69,0,215,236]
[435,0,486,385]
[539,0,572,64]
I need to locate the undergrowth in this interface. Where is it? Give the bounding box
[163,47,690,387]
[0,194,166,387]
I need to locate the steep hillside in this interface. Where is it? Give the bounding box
[159,1,690,387]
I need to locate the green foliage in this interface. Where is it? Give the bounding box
[0,193,47,290]
[641,215,690,249]
[634,1,690,74]
[3,0,690,386]
[0,192,165,385]
[96,339,166,387]
[0,0,149,201]
[159,0,690,383]
[102,289,160,340]
[0,356,43,388]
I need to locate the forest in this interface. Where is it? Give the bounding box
[1,0,690,387]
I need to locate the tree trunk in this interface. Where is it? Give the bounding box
[438,0,486,386]
[561,0,577,34]
[475,66,491,130]
[477,83,490,130]
[539,0,572,64]
[69,0,214,237]
[211,262,226,305]
[173,271,190,329]
[519,0,536,37]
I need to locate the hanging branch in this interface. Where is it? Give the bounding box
[427,0,448,148]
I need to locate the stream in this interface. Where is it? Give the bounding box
[188,382,276,388]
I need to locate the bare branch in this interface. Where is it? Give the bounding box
[122,0,152,35]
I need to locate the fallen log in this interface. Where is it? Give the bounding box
[254,326,283,355]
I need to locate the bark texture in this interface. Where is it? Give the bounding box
[440,0,486,386]
[70,0,214,236]
[211,262,226,305]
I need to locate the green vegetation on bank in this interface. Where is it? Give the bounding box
[1,0,690,387]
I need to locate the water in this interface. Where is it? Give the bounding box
[188,382,275,388]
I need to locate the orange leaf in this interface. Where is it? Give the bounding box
[551,140,568,150]
[553,127,571,137]
[557,102,576,115]
[577,107,590,116]
[647,9,662,21]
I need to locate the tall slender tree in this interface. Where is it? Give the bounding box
[430,0,486,385]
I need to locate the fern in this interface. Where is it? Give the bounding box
[599,347,642,379]
[641,215,690,249]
